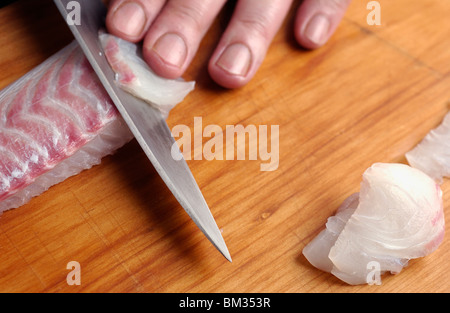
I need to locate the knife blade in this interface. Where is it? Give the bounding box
[53,0,231,262]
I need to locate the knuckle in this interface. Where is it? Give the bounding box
[237,13,272,40]
[168,1,207,32]
[319,0,352,11]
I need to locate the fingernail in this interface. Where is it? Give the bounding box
[152,33,187,68]
[216,43,252,77]
[112,2,146,38]
[304,14,330,45]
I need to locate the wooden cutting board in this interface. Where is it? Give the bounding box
[0,0,449,293]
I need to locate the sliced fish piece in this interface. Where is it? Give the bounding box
[99,33,195,117]
[406,112,450,183]
[303,163,445,285]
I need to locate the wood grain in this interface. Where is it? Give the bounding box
[0,0,449,292]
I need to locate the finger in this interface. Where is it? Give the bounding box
[142,0,227,79]
[294,0,352,49]
[106,0,167,42]
[208,0,293,89]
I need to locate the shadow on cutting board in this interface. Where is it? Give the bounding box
[0,0,17,9]
[108,139,208,265]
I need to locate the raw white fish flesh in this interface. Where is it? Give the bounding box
[99,33,195,117]
[406,112,450,182]
[303,163,445,285]
[0,36,194,213]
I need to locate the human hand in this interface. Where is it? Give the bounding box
[106,0,351,88]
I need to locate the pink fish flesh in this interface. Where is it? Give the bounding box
[0,42,133,212]
[0,35,195,213]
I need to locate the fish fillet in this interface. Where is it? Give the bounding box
[303,163,445,285]
[0,35,194,213]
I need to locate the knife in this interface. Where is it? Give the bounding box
[53,0,231,262]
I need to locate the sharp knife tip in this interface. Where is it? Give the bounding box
[201,223,232,262]
[208,232,232,262]
[222,248,232,263]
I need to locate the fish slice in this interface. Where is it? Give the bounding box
[53,0,231,262]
